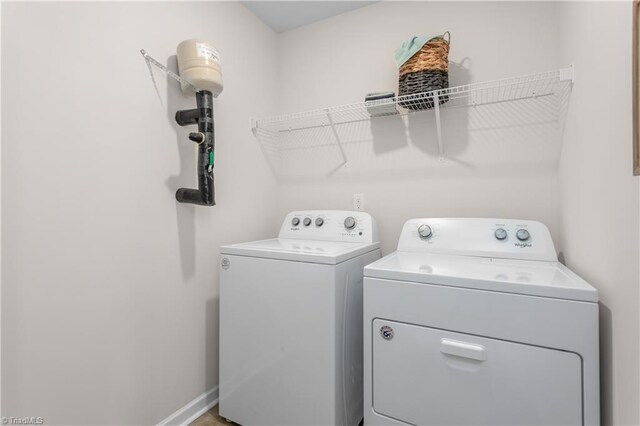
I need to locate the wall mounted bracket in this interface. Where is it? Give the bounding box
[324,109,348,167]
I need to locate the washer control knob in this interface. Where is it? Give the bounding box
[315,217,324,227]
[494,228,507,240]
[516,229,530,241]
[291,217,300,227]
[303,217,312,227]
[344,216,356,230]
[418,224,432,239]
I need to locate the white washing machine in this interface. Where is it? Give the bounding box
[363,218,599,426]
[220,210,381,426]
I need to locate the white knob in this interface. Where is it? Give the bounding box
[516,229,530,241]
[494,228,507,240]
[418,224,432,239]
[344,217,356,229]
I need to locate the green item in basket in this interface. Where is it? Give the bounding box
[394,34,447,68]
[394,36,430,68]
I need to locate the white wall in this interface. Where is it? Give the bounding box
[558,2,640,425]
[273,0,565,255]
[1,2,278,424]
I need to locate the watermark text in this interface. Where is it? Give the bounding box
[1,417,44,425]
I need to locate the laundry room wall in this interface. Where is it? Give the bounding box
[270,0,565,255]
[1,2,278,424]
[558,2,640,425]
[267,2,640,423]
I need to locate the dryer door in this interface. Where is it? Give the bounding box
[372,319,582,425]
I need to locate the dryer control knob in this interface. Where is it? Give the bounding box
[516,229,530,241]
[315,217,324,227]
[418,224,432,239]
[303,217,312,227]
[344,217,356,229]
[495,228,507,240]
[291,217,300,227]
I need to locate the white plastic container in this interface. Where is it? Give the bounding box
[176,39,223,96]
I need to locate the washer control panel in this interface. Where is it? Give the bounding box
[398,218,557,262]
[280,210,379,243]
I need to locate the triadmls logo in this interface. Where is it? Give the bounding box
[515,242,532,248]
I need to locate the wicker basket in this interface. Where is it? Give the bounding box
[398,71,449,110]
[398,32,450,110]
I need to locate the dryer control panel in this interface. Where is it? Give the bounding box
[279,210,379,243]
[397,218,557,262]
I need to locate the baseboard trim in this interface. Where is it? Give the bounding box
[157,386,219,426]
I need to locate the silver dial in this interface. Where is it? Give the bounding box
[516,229,530,241]
[344,216,356,229]
[494,228,507,240]
[303,217,312,226]
[380,325,394,340]
[418,224,432,239]
[315,217,324,227]
[291,217,300,226]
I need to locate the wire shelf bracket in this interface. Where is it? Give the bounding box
[433,92,444,160]
[325,108,348,167]
[252,66,574,164]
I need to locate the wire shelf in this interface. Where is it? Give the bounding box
[252,66,574,175]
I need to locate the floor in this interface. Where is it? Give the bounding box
[191,406,364,426]
[191,405,236,426]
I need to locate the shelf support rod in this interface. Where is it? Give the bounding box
[433,93,444,160]
[325,109,348,166]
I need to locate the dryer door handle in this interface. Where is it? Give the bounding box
[440,338,487,361]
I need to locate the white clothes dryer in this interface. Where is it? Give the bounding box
[363,218,599,426]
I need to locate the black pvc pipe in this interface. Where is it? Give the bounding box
[175,90,216,206]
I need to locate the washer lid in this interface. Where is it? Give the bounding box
[364,252,598,302]
[220,238,380,265]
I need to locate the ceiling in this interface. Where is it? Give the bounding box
[242,1,376,33]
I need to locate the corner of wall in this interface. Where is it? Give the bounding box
[556,2,640,425]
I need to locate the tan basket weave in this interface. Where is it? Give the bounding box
[399,32,450,77]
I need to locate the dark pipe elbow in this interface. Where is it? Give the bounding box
[175,109,199,126]
[175,188,215,206]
